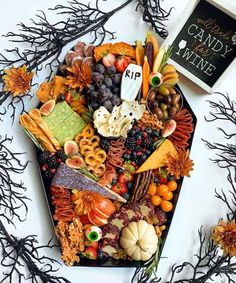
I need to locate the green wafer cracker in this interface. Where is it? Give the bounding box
[43,102,73,131]
[53,111,85,144]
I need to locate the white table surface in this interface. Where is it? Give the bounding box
[0,0,235,282]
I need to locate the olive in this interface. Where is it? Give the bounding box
[148,100,159,111]
[152,100,159,108]
[148,90,156,101]
[175,103,180,111]
[172,93,181,105]
[148,101,154,111]
[156,94,164,102]
[158,85,170,96]
[163,110,169,120]
[168,87,177,95]
[153,107,163,119]
[160,103,168,111]
[163,95,172,105]
[169,106,178,117]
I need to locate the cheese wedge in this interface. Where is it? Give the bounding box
[136,139,178,173]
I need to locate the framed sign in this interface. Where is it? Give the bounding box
[163,0,236,92]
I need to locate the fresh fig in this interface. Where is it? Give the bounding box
[64,140,79,156]
[65,50,77,65]
[74,41,86,57]
[66,155,86,169]
[162,119,177,138]
[83,44,95,57]
[40,99,55,116]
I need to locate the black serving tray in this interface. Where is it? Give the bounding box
[37,84,197,267]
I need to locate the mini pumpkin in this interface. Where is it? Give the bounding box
[120,220,158,261]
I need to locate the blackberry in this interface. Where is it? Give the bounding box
[145,127,153,134]
[129,129,137,137]
[135,157,143,166]
[38,151,51,164]
[116,168,124,174]
[125,137,136,150]
[44,170,54,180]
[127,181,133,190]
[123,153,131,161]
[57,94,65,102]
[56,149,67,162]
[152,130,160,138]
[48,156,59,169]
[143,136,153,146]
[122,192,130,200]
[100,138,110,153]
[141,153,147,161]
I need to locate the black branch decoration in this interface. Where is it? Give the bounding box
[0,0,173,122]
[0,135,30,225]
[203,92,236,221]
[136,0,174,39]
[0,220,71,283]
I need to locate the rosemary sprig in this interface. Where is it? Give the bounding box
[145,238,164,276]
[153,137,165,149]
[159,45,173,72]
[78,167,99,182]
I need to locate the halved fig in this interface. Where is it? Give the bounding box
[65,155,85,169]
[64,140,79,156]
[40,99,55,116]
[162,119,177,138]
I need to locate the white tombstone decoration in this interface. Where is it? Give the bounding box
[121,64,142,101]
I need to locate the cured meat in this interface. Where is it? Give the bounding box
[52,163,126,202]
[99,199,160,258]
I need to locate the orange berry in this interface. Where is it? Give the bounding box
[151,195,162,206]
[160,200,173,212]
[167,180,178,191]
[156,184,169,197]
[163,191,173,201]
[148,183,157,196]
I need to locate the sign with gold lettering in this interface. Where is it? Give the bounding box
[164,0,236,92]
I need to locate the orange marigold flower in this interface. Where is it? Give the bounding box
[165,148,194,179]
[2,65,34,96]
[212,220,236,257]
[66,60,92,90]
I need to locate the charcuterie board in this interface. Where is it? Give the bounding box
[20,33,197,267]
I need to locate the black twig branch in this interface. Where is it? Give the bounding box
[136,0,174,39]
[166,228,236,283]
[0,0,173,122]
[0,135,30,225]
[0,220,70,283]
[203,91,236,221]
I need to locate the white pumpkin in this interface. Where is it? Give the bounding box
[120,220,158,261]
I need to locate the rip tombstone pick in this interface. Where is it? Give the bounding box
[121,64,142,101]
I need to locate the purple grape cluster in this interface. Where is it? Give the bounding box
[87,63,122,112]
